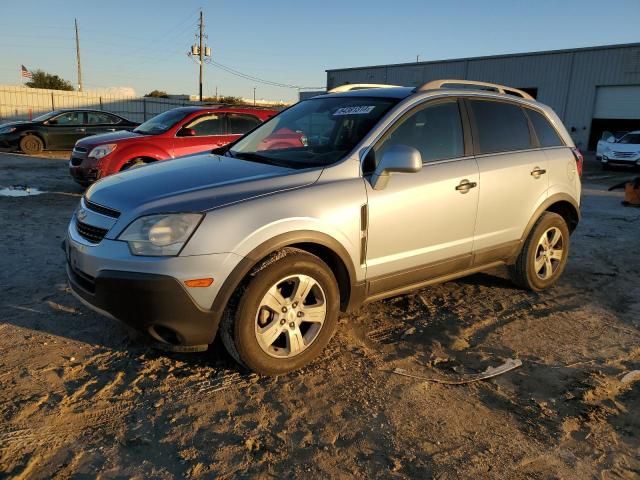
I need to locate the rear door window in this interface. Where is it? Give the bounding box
[468,100,532,154]
[526,109,564,147]
[87,112,120,125]
[228,114,261,134]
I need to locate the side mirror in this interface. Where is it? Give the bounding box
[606,135,616,143]
[178,127,196,137]
[371,144,422,190]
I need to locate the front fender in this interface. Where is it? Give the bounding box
[105,144,170,174]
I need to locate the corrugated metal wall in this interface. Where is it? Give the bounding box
[326,44,640,148]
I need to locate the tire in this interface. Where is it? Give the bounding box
[19,134,44,155]
[508,212,570,292]
[121,158,149,171]
[221,248,340,375]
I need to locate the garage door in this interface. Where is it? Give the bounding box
[593,85,640,119]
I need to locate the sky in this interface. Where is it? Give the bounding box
[1,0,639,103]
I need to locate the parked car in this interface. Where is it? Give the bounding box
[597,130,640,169]
[65,80,582,375]
[68,106,294,186]
[0,109,138,155]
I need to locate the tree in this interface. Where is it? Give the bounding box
[145,90,169,98]
[25,70,74,91]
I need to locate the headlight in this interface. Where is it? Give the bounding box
[89,143,117,159]
[0,126,17,134]
[118,213,203,256]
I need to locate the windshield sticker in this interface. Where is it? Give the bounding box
[333,106,376,116]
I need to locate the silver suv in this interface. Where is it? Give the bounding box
[65,80,582,375]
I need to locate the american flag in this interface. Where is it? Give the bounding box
[21,65,32,79]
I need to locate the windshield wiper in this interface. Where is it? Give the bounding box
[231,151,290,168]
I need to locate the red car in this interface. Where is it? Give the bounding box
[69,106,281,186]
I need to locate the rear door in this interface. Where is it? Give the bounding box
[466,98,548,260]
[171,113,227,157]
[85,112,122,137]
[46,111,87,149]
[364,98,480,293]
[226,113,262,144]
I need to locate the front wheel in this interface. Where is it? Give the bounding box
[509,212,570,291]
[19,134,44,155]
[221,249,340,375]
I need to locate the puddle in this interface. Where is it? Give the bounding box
[0,185,46,197]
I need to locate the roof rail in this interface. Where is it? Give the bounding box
[416,79,534,100]
[328,83,401,93]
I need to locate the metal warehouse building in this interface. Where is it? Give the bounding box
[326,43,640,150]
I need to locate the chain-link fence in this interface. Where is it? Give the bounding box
[0,85,206,124]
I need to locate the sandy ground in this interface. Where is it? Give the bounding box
[0,151,639,479]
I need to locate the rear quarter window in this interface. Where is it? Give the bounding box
[526,109,564,147]
[468,100,532,154]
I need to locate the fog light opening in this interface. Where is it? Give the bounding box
[149,325,182,346]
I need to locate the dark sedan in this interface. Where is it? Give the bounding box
[0,109,138,155]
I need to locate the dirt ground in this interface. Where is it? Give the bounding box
[0,151,638,479]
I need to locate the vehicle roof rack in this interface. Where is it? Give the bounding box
[328,83,402,93]
[416,79,534,100]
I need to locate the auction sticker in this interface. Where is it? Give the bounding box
[333,106,375,116]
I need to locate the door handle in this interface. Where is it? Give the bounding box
[107,128,116,132]
[530,167,547,178]
[455,179,478,194]
[75,128,86,133]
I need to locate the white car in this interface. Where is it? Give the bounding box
[597,130,640,169]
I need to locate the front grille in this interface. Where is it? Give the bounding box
[73,146,88,153]
[71,157,83,166]
[85,199,120,218]
[613,151,635,158]
[76,219,108,243]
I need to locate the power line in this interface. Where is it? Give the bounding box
[209,60,323,90]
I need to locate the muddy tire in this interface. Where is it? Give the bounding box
[221,249,340,375]
[509,212,570,291]
[121,158,150,171]
[19,134,44,155]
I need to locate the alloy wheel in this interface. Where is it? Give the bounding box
[254,274,327,358]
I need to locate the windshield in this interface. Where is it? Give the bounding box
[33,111,60,122]
[618,133,640,145]
[134,109,189,135]
[229,96,399,168]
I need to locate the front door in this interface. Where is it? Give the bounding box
[46,111,86,149]
[365,99,479,295]
[172,113,229,157]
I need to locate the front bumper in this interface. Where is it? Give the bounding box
[69,148,105,186]
[0,133,21,150]
[65,218,244,349]
[601,154,640,167]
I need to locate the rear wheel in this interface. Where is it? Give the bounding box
[509,212,570,291]
[221,249,340,375]
[19,134,44,155]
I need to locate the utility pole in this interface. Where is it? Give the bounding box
[188,10,211,102]
[198,10,204,101]
[75,18,83,92]
[253,87,256,106]
[416,54,420,63]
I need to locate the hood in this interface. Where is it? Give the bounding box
[86,152,322,220]
[76,129,141,146]
[607,142,640,152]
[0,121,30,129]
